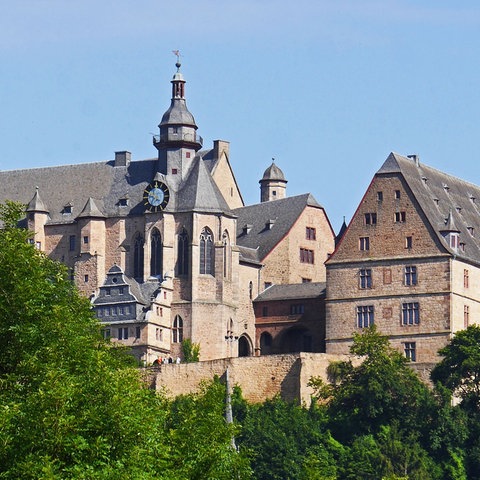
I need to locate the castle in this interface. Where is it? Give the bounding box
[1,61,479,369]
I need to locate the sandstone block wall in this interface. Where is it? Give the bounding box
[152,353,355,404]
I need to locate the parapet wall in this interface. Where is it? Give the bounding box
[151,353,355,404]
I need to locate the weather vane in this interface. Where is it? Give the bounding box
[172,50,181,61]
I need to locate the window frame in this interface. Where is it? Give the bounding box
[402,302,420,326]
[359,268,372,289]
[357,305,374,328]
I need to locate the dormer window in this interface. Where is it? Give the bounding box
[468,226,474,236]
[118,198,128,207]
[449,233,459,249]
[63,204,72,215]
[469,194,476,204]
[433,198,439,206]
[443,184,450,193]
[456,207,462,213]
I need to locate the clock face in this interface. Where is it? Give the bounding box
[143,181,170,212]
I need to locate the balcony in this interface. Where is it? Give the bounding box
[153,132,203,149]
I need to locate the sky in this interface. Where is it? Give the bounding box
[1,1,480,232]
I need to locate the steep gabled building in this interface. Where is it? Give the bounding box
[326,153,480,364]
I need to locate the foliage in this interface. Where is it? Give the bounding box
[182,337,201,362]
[431,324,480,412]
[325,326,435,443]
[0,202,251,479]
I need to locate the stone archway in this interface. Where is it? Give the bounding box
[238,335,252,357]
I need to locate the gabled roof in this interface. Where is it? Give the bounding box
[0,158,159,223]
[378,152,480,264]
[233,193,324,261]
[176,157,232,214]
[77,197,105,219]
[254,282,326,302]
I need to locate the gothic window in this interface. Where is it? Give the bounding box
[133,233,144,280]
[222,230,231,278]
[177,228,189,275]
[150,228,162,277]
[199,227,214,275]
[172,315,183,343]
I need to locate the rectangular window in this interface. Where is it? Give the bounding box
[118,287,124,295]
[118,327,129,340]
[464,305,470,328]
[156,328,163,341]
[262,306,268,317]
[112,306,117,315]
[364,213,377,225]
[105,288,111,296]
[135,326,141,339]
[185,151,191,158]
[300,248,315,264]
[405,266,417,286]
[377,191,383,202]
[394,211,406,223]
[264,282,272,290]
[290,304,305,315]
[402,302,420,325]
[359,268,372,289]
[359,237,370,251]
[404,342,416,362]
[102,328,111,339]
[306,227,316,240]
[69,235,76,251]
[405,236,413,249]
[464,269,469,288]
[302,277,312,283]
[171,168,178,174]
[395,190,401,199]
[84,274,89,283]
[357,305,374,328]
[83,236,89,244]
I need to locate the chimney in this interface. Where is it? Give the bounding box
[407,154,420,167]
[115,151,131,167]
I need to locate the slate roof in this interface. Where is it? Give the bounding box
[233,193,325,262]
[254,282,326,302]
[260,162,287,182]
[377,152,480,265]
[0,153,232,223]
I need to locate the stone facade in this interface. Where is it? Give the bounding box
[326,153,480,364]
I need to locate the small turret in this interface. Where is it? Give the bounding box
[259,160,287,202]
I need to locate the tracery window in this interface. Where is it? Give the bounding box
[150,228,162,277]
[199,227,214,275]
[133,233,144,280]
[172,315,183,343]
[177,228,189,275]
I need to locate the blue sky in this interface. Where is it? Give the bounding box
[1,1,480,232]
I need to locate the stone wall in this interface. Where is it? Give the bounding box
[151,352,355,405]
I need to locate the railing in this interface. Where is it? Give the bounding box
[153,132,203,147]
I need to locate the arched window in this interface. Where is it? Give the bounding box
[177,228,189,275]
[172,315,183,343]
[222,230,230,278]
[150,228,163,277]
[133,233,144,281]
[199,227,214,275]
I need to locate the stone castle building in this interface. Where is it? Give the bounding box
[0,61,335,364]
[326,153,480,364]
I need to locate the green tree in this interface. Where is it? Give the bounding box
[182,337,201,362]
[431,325,480,411]
[0,202,252,479]
[326,326,435,443]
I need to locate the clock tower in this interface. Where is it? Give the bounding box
[153,58,202,192]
